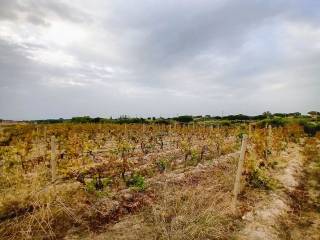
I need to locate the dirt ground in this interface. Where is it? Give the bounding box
[66,143,320,240]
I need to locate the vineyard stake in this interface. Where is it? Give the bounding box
[268,125,273,154]
[231,134,248,213]
[50,135,57,182]
[35,127,40,158]
[264,124,268,160]
[44,126,47,140]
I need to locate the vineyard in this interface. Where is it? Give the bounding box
[0,122,319,239]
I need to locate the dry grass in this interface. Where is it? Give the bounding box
[0,181,86,239]
[0,156,241,240]
[146,183,236,240]
[0,159,96,239]
[78,156,243,240]
[277,138,320,240]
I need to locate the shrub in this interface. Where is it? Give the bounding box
[246,168,275,190]
[155,158,168,173]
[71,116,92,123]
[188,149,200,166]
[174,116,193,123]
[154,119,171,125]
[126,174,146,191]
[219,120,231,126]
[257,118,287,128]
[85,176,112,194]
[301,122,320,136]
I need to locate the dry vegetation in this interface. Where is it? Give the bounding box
[0,122,315,239]
[278,134,320,240]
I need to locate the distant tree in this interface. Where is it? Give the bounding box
[119,115,129,119]
[116,117,146,124]
[251,115,267,120]
[287,112,301,117]
[262,111,272,118]
[223,114,250,121]
[174,115,193,123]
[35,118,64,124]
[71,116,91,123]
[308,111,320,119]
[155,118,170,124]
[273,113,287,118]
[92,117,103,123]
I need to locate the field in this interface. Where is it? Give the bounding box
[0,121,319,239]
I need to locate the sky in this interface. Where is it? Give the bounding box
[0,0,319,120]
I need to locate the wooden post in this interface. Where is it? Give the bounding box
[35,127,40,157]
[43,126,47,160]
[44,126,47,139]
[0,127,3,140]
[268,125,272,154]
[50,136,57,182]
[232,134,248,213]
[264,124,268,160]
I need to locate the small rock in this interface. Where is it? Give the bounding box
[122,193,134,201]
[242,211,254,221]
[196,163,204,169]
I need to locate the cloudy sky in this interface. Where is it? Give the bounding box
[0,0,319,120]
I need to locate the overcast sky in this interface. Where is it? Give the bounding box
[0,0,319,120]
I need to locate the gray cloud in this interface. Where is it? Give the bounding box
[0,0,319,120]
[0,0,90,25]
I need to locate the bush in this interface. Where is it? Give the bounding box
[155,158,168,173]
[174,116,193,123]
[246,168,275,190]
[126,174,146,191]
[219,120,231,126]
[222,114,250,121]
[117,118,147,124]
[301,122,320,136]
[71,116,92,123]
[257,118,287,128]
[188,149,200,166]
[85,176,112,194]
[154,119,171,125]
